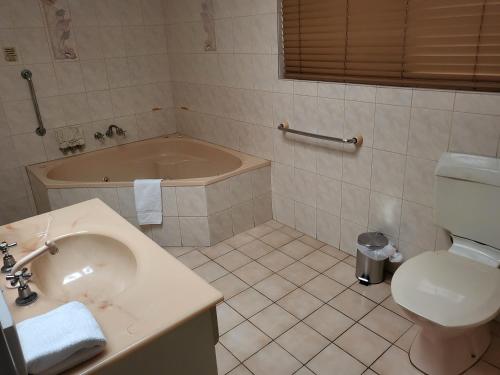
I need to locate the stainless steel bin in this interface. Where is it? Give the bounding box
[355,232,388,285]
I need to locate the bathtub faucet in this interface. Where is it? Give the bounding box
[105,124,126,137]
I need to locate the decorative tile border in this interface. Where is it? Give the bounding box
[41,0,77,60]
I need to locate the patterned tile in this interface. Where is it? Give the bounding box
[257,250,295,272]
[276,322,329,363]
[300,250,340,272]
[237,239,274,259]
[227,288,272,318]
[304,304,355,341]
[253,274,297,301]
[329,289,376,321]
[244,342,302,375]
[277,288,323,319]
[359,306,413,342]
[220,321,271,361]
[217,302,245,335]
[233,261,273,285]
[307,344,366,375]
[261,230,294,248]
[211,274,249,299]
[249,304,299,339]
[302,275,346,302]
[335,323,391,366]
[279,239,316,260]
[278,262,319,286]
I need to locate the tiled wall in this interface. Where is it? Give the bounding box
[42,165,272,246]
[166,0,500,259]
[0,0,176,225]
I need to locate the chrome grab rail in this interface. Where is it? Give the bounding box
[21,69,46,136]
[278,122,362,145]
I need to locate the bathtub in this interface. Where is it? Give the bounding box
[28,135,272,246]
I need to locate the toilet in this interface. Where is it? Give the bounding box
[391,152,500,375]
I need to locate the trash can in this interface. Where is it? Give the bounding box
[355,232,391,285]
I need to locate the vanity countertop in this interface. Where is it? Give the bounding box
[0,199,223,374]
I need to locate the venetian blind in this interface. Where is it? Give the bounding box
[280,0,500,91]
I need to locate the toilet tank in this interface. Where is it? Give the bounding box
[434,153,500,249]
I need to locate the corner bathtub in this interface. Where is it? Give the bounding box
[28,135,272,246]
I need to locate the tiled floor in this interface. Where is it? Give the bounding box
[166,220,500,375]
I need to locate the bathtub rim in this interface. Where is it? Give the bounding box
[27,134,271,189]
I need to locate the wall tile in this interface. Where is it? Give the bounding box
[371,149,405,198]
[294,202,316,238]
[162,186,179,216]
[375,87,412,106]
[454,92,500,116]
[342,147,372,189]
[345,84,376,102]
[176,186,207,216]
[180,216,210,246]
[341,182,370,227]
[272,193,295,228]
[412,89,455,111]
[368,192,402,238]
[151,217,182,246]
[232,201,254,234]
[316,174,341,216]
[345,101,375,147]
[340,218,366,255]
[450,112,500,157]
[400,201,437,250]
[373,104,411,154]
[407,108,451,161]
[253,192,273,225]
[403,157,436,207]
[316,209,341,248]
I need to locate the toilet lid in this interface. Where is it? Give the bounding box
[391,251,500,328]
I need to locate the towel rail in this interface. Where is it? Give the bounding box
[278,123,362,145]
[21,69,45,136]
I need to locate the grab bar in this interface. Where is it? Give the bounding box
[278,122,362,145]
[21,69,46,136]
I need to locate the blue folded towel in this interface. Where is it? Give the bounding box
[16,301,106,375]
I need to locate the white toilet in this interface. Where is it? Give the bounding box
[391,152,500,375]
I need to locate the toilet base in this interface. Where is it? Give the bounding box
[409,322,491,375]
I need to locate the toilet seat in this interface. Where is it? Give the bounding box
[392,251,500,328]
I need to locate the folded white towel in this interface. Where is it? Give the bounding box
[17,301,106,375]
[134,179,163,225]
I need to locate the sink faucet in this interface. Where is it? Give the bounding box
[105,124,126,137]
[1,241,17,273]
[9,240,59,276]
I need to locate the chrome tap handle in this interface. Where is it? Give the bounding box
[6,267,31,286]
[0,242,17,254]
[94,132,104,140]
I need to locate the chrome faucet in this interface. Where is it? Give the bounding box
[105,124,126,137]
[6,268,37,306]
[9,240,59,276]
[0,241,17,274]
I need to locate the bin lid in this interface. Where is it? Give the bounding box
[357,232,388,250]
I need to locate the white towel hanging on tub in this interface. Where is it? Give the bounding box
[134,179,163,225]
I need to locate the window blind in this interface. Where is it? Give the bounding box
[280,0,500,91]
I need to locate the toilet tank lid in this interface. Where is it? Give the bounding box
[435,153,500,187]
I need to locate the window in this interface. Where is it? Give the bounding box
[279,0,500,91]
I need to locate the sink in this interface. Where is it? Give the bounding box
[30,233,137,304]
